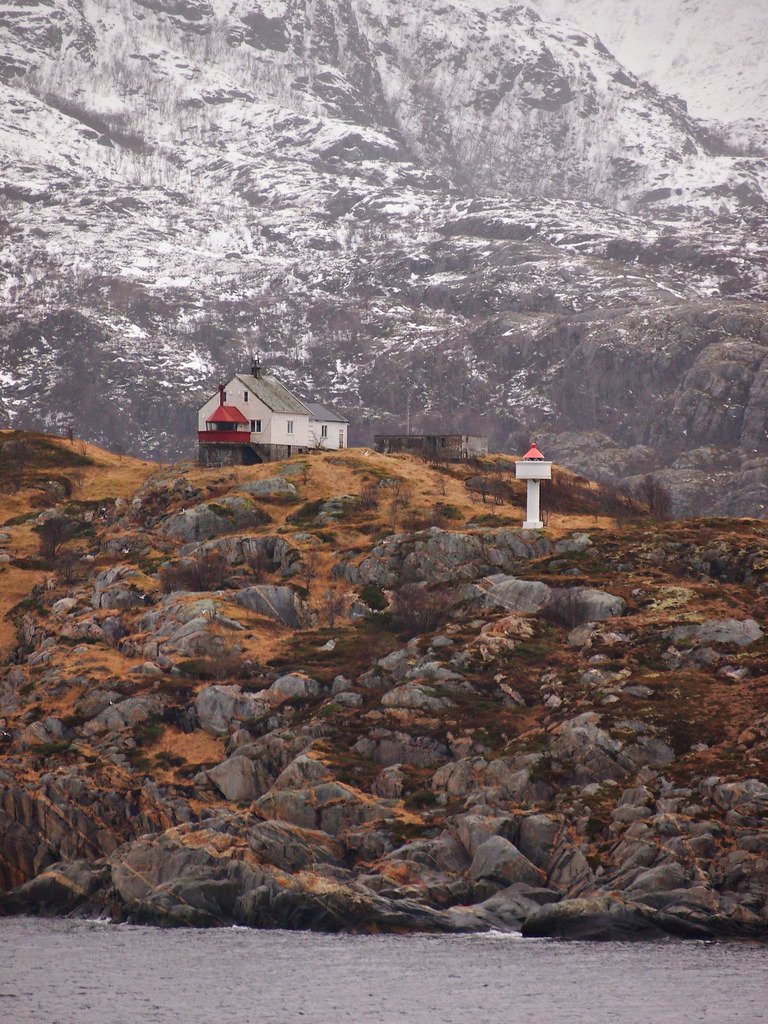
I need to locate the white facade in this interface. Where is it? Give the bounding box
[308,419,346,449]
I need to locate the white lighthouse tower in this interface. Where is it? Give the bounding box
[515,443,552,530]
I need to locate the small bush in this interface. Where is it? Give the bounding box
[55,548,86,584]
[360,584,388,611]
[391,584,457,637]
[244,548,272,582]
[630,475,673,519]
[34,516,84,561]
[177,655,246,681]
[159,551,230,593]
[154,751,186,769]
[30,740,72,758]
[357,482,379,511]
[133,717,165,747]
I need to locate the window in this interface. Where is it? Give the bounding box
[321,424,328,438]
[222,391,227,402]
[287,420,294,434]
[250,419,261,432]
[339,429,345,449]
[244,391,249,402]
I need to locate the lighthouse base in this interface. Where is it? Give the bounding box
[523,520,544,530]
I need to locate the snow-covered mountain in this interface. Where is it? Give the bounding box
[534,0,768,122]
[1,0,767,514]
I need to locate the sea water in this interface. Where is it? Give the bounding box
[1,917,765,1023]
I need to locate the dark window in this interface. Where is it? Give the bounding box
[244,392,249,402]
[321,424,328,438]
[251,420,262,432]
[287,420,294,434]
[222,391,227,402]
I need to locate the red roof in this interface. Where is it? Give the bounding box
[523,443,545,460]
[206,405,249,425]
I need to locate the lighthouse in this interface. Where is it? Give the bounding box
[515,443,552,530]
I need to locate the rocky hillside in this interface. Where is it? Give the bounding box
[534,0,768,122]
[0,1,767,517]
[1,432,767,940]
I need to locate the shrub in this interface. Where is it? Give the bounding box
[390,584,456,637]
[154,751,186,769]
[359,584,388,611]
[34,516,82,561]
[244,548,272,581]
[133,717,165,747]
[177,655,246,681]
[630,475,673,519]
[55,548,85,584]
[357,482,379,511]
[30,740,72,758]
[159,551,230,593]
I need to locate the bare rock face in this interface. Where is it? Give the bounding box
[666,618,763,647]
[198,755,261,803]
[233,586,311,628]
[194,685,269,737]
[338,529,552,587]
[160,498,270,542]
[476,576,626,624]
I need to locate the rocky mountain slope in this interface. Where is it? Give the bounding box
[0,1,767,515]
[534,0,768,122]
[1,433,767,940]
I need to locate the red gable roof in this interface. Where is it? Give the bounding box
[207,405,249,425]
[523,443,545,460]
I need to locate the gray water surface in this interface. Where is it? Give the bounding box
[1,917,766,1023]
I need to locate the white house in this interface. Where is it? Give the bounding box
[197,361,349,465]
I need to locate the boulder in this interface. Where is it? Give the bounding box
[238,478,299,500]
[92,566,154,610]
[521,895,666,940]
[545,586,626,624]
[184,535,303,578]
[194,685,268,737]
[480,577,552,613]
[82,697,154,736]
[381,683,452,713]
[516,814,560,869]
[266,673,320,702]
[353,730,450,768]
[160,497,270,542]
[469,836,542,886]
[247,821,342,871]
[667,618,763,647]
[201,756,261,803]
[233,585,309,628]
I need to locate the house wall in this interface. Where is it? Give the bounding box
[308,420,347,450]
[263,411,310,447]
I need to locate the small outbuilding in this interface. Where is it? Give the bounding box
[373,434,488,460]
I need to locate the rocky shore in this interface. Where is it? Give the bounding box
[1,438,767,940]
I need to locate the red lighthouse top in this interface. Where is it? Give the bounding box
[523,443,545,461]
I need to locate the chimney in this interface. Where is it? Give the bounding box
[251,357,263,379]
[218,383,225,405]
